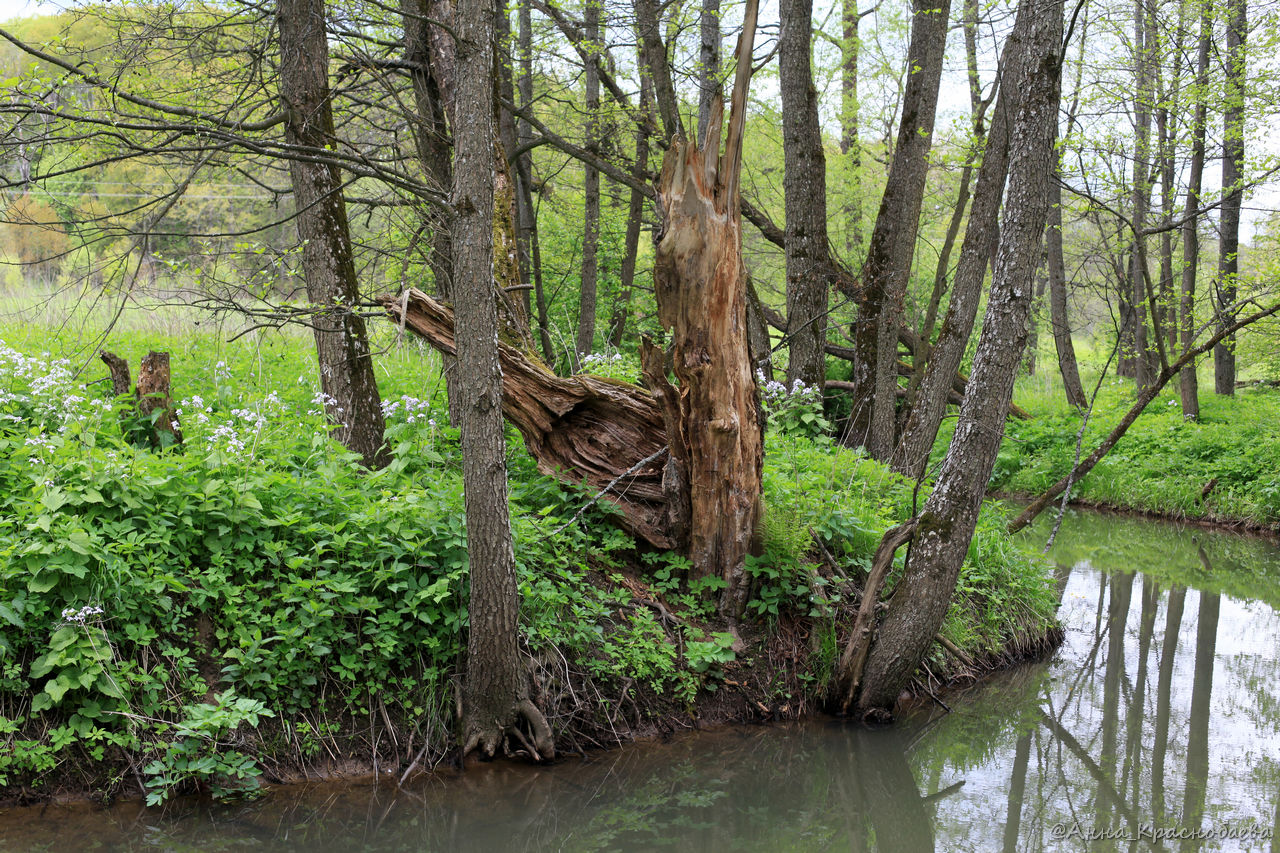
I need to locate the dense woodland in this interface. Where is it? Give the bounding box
[1,0,1280,802]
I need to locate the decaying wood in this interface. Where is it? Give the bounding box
[382,289,678,548]
[99,350,183,450]
[648,0,763,616]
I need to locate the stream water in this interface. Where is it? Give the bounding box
[3,508,1280,851]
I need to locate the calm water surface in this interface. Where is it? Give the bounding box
[3,508,1280,851]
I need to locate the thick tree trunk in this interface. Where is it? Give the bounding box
[574,0,602,369]
[848,0,951,460]
[1047,177,1087,407]
[278,0,388,469]
[889,5,1029,478]
[648,0,763,616]
[453,0,552,760]
[851,0,1062,715]
[1179,8,1209,421]
[1214,0,1245,395]
[780,0,831,391]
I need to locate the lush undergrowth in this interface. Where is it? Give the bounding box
[0,316,1059,805]
[932,372,1280,528]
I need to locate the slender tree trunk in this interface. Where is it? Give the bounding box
[1129,0,1154,392]
[574,0,601,368]
[1215,0,1245,395]
[840,0,862,255]
[852,0,1062,714]
[644,0,762,617]
[1047,177,1087,407]
[634,0,681,143]
[901,0,985,421]
[1179,8,1209,420]
[455,0,552,760]
[889,5,1031,477]
[1025,251,1046,375]
[698,0,720,145]
[609,81,652,349]
[514,0,554,362]
[848,0,951,460]
[278,0,388,469]
[780,0,831,391]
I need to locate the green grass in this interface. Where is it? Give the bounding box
[936,368,1280,526]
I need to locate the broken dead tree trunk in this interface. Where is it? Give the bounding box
[382,289,680,549]
[99,350,183,450]
[647,0,763,617]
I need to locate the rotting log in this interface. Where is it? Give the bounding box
[382,289,679,549]
[646,0,763,616]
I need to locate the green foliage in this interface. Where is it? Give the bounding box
[142,690,273,806]
[984,380,1280,524]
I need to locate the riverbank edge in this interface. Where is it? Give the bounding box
[993,490,1280,541]
[0,603,1065,811]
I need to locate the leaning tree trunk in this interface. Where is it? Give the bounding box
[453,0,552,761]
[847,0,951,460]
[847,0,1063,716]
[278,0,388,469]
[646,0,763,617]
[1047,175,1088,407]
[889,3,1030,479]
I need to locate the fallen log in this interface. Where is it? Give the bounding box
[382,288,679,549]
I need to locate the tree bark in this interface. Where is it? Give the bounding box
[1047,177,1087,407]
[848,0,951,460]
[516,0,555,362]
[454,0,552,760]
[278,0,389,469]
[648,0,763,616]
[608,80,652,349]
[840,0,863,255]
[100,350,183,450]
[634,0,681,144]
[889,5,1030,478]
[574,0,602,369]
[1179,6,1209,420]
[780,0,831,392]
[1214,0,1245,395]
[697,0,720,146]
[1129,0,1155,393]
[853,0,1062,714]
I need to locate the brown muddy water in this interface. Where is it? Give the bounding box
[2,507,1279,851]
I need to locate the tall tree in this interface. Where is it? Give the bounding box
[848,0,1063,713]
[890,4,1031,478]
[1129,0,1156,392]
[278,0,389,469]
[575,0,602,368]
[846,0,951,460]
[780,0,832,391]
[698,0,720,144]
[1215,0,1246,395]
[1179,4,1210,419]
[840,0,866,255]
[455,0,553,758]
